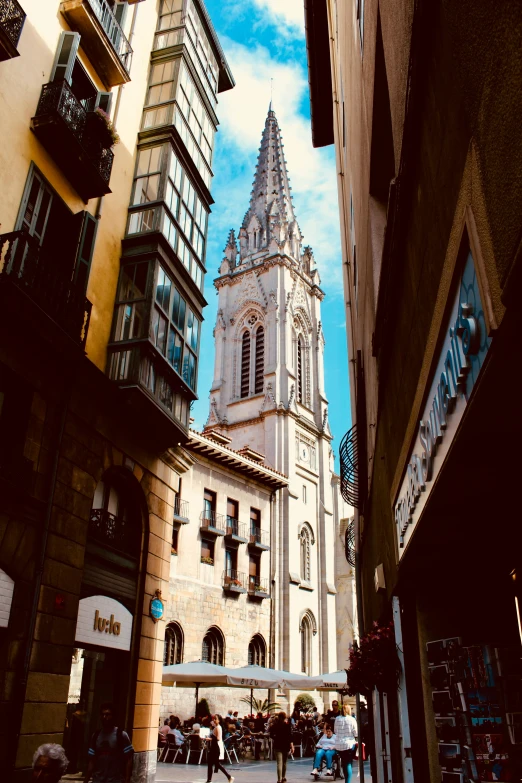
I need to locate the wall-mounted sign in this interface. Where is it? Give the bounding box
[150,589,164,623]
[394,252,491,558]
[0,569,14,629]
[75,595,133,651]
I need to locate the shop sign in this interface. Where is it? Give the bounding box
[0,568,14,629]
[75,595,133,651]
[394,252,491,557]
[149,589,164,623]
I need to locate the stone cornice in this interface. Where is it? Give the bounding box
[214,252,325,299]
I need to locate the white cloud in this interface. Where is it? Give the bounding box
[251,0,305,35]
[210,38,343,294]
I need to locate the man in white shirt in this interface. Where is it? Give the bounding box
[311,727,337,775]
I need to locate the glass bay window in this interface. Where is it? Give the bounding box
[127,142,207,291]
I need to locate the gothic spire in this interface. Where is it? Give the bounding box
[238,105,303,262]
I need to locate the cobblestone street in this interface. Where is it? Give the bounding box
[156,758,372,783]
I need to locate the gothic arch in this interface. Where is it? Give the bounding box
[164,621,184,665]
[248,633,267,666]
[232,307,266,399]
[299,608,318,636]
[292,313,311,407]
[202,625,226,665]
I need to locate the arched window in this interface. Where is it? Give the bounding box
[202,626,225,665]
[90,476,140,558]
[248,634,266,667]
[254,326,264,394]
[253,230,257,248]
[301,613,312,675]
[299,525,311,583]
[164,622,183,666]
[297,335,304,403]
[240,331,250,398]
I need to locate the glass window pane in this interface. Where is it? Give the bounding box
[149,146,162,172]
[134,263,148,298]
[137,148,151,176]
[156,313,167,354]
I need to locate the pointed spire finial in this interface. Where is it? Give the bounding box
[269,77,274,113]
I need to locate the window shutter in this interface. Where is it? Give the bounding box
[240,331,251,398]
[50,31,80,84]
[95,91,113,115]
[73,211,98,294]
[254,326,264,393]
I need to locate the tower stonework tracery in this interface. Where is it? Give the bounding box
[205,105,342,682]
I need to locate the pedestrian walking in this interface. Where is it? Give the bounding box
[84,702,134,783]
[334,704,358,783]
[205,714,235,783]
[32,743,69,782]
[270,711,294,783]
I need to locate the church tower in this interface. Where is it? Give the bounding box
[205,106,340,679]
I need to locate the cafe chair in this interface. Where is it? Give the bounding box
[159,734,184,763]
[185,734,207,765]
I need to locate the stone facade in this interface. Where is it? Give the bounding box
[203,107,355,693]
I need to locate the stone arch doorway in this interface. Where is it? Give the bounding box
[64,466,149,775]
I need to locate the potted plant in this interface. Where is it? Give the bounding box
[171,547,177,555]
[347,621,401,695]
[86,107,120,151]
[201,556,214,565]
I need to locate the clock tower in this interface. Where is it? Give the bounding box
[205,105,345,680]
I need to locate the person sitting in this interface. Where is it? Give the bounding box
[191,723,201,735]
[32,744,69,783]
[168,717,185,746]
[159,718,170,738]
[311,726,337,776]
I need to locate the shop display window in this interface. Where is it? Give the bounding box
[427,637,522,782]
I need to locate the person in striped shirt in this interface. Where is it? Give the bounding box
[84,703,134,783]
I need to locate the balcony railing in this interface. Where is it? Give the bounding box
[248,526,270,550]
[87,0,132,71]
[174,496,189,523]
[225,518,248,543]
[60,0,132,86]
[199,510,226,536]
[247,575,269,598]
[222,570,247,594]
[89,508,138,556]
[31,80,114,200]
[0,0,26,60]
[339,424,359,508]
[0,230,91,347]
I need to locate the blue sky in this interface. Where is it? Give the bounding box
[192,0,352,465]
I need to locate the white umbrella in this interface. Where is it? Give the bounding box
[281,671,324,690]
[316,670,349,691]
[162,660,231,715]
[225,665,288,689]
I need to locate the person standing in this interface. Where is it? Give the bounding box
[205,714,235,783]
[84,703,134,783]
[334,704,358,783]
[325,700,341,731]
[270,711,294,783]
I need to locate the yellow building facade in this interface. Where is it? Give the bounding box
[0,0,233,779]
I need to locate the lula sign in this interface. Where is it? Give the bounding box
[75,595,133,651]
[394,252,491,556]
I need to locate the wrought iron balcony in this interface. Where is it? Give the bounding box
[225,518,248,544]
[31,80,114,201]
[89,508,138,556]
[222,570,247,594]
[60,0,132,86]
[0,0,26,60]
[0,230,91,347]
[339,424,359,508]
[248,526,270,551]
[247,575,269,599]
[174,496,189,523]
[199,510,226,536]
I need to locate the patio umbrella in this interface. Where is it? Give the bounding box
[225,665,289,715]
[316,670,349,691]
[162,660,231,715]
[281,671,324,690]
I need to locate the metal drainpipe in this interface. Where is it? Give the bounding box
[9,384,72,777]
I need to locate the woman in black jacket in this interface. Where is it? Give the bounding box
[270,712,294,783]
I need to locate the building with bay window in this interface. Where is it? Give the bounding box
[0,0,233,779]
